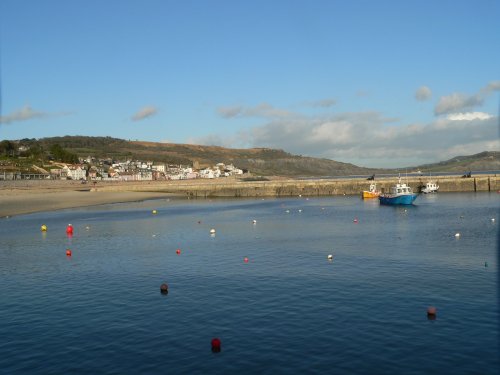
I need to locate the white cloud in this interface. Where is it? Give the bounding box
[131,106,158,121]
[446,112,492,121]
[0,105,71,124]
[195,103,499,168]
[415,86,432,101]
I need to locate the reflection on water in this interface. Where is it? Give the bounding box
[0,193,498,374]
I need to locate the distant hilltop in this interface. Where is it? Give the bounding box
[1,136,499,177]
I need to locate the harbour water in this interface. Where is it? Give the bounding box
[0,193,498,374]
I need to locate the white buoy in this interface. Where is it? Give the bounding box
[285,210,290,213]
[299,194,302,197]
[252,220,257,224]
[210,228,216,234]
[455,233,460,238]
[491,218,496,222]
[298,209,302,213]
[327,254,333,260]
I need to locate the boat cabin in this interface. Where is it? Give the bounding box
[391,183,413,195]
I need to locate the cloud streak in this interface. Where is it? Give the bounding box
[434,80,500,115]
[131,106,158,121]
[434,93,484,115]
[0,105,72,124]
[305,99,337,108]
[216,103,295,119]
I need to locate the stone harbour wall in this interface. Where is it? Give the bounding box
[95,175,499,198]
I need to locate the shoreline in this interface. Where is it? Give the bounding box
[0,189,176,218]
[1,174,498,217]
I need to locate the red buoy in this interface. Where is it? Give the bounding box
[211,338,221,353]
[66,249,72,256]
[427,306,437,320]
[176,249,181,255]
[244,257,249,263]
[160,283,169,294]
[66,224,73,235]
[353,218,358,223]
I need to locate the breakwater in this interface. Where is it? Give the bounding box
[93,175,499,198]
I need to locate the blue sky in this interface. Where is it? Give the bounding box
[1,0,499,168]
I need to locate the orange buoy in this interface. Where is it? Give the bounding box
[66,249,72,256]
[176,249,181,255]
[211,338,221,353]
[244,257,249,263]
[66,224,73,235]
[160,283,169,294]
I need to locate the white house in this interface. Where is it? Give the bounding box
[62,165,86,180]
[152,164,166,173]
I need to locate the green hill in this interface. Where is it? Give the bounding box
[2,136,499,177]
[411,151,500,173]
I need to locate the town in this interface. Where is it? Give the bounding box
[0,155,248,181]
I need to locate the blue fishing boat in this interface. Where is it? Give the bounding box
[379,177,418,205]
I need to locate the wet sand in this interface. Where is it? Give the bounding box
[0,189,173,217]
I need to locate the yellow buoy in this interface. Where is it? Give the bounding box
[152,210,157,214]
[41,225,47,232]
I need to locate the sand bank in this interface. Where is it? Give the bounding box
[0,189,173,217]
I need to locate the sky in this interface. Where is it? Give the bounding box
[0,0,499,168]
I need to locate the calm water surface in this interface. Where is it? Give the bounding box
[0,193,498,374]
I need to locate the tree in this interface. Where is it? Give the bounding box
[0,140,15,157]
[49,144,79,163]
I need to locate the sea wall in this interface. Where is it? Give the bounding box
[93,175,499,198]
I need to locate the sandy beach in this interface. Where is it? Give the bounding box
[0,182,174,217]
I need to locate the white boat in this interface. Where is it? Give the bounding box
[421,180,439,194]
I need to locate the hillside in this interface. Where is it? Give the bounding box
[412,151,500,173]
[2,136,499,177]
[32,136,385,177]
